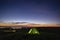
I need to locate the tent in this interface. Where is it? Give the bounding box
[28,28,40,34]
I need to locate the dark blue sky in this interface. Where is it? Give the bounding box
[0,0,60,24]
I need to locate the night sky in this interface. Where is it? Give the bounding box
[0,0,60,24]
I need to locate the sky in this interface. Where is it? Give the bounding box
[0,0,60,24]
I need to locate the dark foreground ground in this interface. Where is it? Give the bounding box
[0,27,60,40]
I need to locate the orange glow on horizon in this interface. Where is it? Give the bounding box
[0,23,60,27]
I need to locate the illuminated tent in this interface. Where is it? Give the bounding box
[28,28,40,34]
